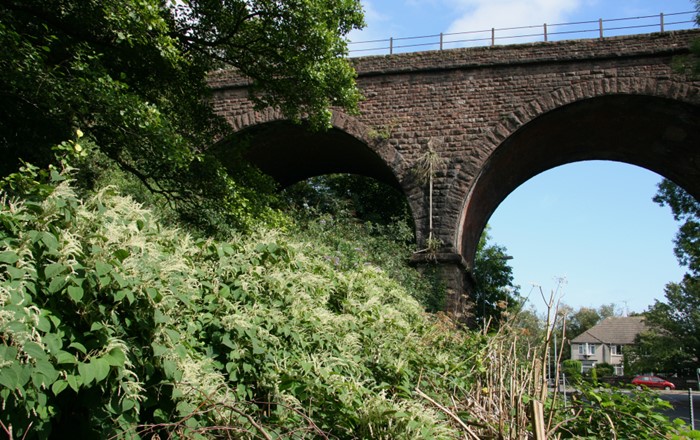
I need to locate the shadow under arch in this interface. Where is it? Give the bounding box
[213,111,408,190]
[458,93,700,268]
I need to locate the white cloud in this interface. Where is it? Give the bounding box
[444,0,585,44]
[348,0,388,42]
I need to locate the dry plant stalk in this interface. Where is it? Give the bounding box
[418,289,568,439]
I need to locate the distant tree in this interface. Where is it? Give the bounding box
[653,179,700,276]
[566,307,601,340]
[627,276,700,375]
[562,303,620,340]
[626,181,700,375]
[472,227,521,328]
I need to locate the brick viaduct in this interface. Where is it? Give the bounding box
[208,30,700,318]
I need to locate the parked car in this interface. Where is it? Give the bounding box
[631,375,676,390]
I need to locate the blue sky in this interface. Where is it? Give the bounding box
[349,0,697,314]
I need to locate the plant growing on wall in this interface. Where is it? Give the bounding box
[413,139,446,254]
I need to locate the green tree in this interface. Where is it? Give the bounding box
[566,303,619,339]
[472,228,520,328]
[626,180,700,374]
[566,307,601,339]
[0,0,364,232]
[654,179,700,275]
[627,276,700,375]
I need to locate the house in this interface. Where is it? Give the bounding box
[570,316,647,376]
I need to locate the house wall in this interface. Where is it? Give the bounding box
[571,343,626,374]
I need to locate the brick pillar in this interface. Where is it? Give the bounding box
[410,252,474,323]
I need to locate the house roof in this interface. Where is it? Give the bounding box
[570,316,647,345]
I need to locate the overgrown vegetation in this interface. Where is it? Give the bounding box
[1,149,695,439]
[2,0,698,438]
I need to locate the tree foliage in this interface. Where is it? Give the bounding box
[627,276,700,375]
[654,179,700,275]
[565,303,619,340]
[472,228,520,328]
[0,0,364,233]
[626,180,700,375]
[283,174,411,226]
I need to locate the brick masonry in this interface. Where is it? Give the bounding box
[209,30,700,316]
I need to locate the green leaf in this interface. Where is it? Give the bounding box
[78,361,95,386]
[40,232,59,253]
[92,358,110,382]
[44,262,67,279]
[68,341,87,354]
[15,363,31,387]
[152,343,168,357]
[96,261,112,277]
[0,345,18,362]
[34,359,59,383]
[42,333,62,354]
[164,328,180,343]
[56,351,77,365]
[114,248,130,262]
[104,348,125,367]
[52,379,68,395]
[66,374,80,392]
[36,314,52,332]
[0,367,19,390]
[23,341,48,360]
[252,339,265,355]
[67,285,84,302]
[121,397,137,412]
[47,276,67,294]
[164,358,183,382]
[113,272,130,289]
[0,251,19,264]
[153,309,168,324]
[6,266,25,280]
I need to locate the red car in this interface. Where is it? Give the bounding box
[631,375,675,390]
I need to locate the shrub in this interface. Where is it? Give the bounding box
[594,362,615,378]
[562,359,583,383]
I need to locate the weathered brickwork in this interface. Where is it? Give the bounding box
[210,30,700,315]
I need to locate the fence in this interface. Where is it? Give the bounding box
[348,11,697,56]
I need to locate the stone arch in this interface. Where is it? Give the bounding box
[213,108,424,235]
[454,77,700,267]
[217,108,410,187]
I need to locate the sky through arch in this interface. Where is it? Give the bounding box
[486,161,685,315]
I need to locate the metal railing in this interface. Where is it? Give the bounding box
[348,11,697,56]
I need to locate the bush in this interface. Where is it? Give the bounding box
[0,160,476,439]
[562,359,582,383]
[594,362,615,378]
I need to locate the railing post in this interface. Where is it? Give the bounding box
[599,18,604,39]
[660,12,665,32]
[543,23,548,42]
[439,32,443,50]
[491,28,495,46]
[389,37,393,55]
[690,389,695,431]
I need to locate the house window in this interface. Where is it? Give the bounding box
[578,343,596,355]
[610,345,623,356]
[614,365,624,376]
